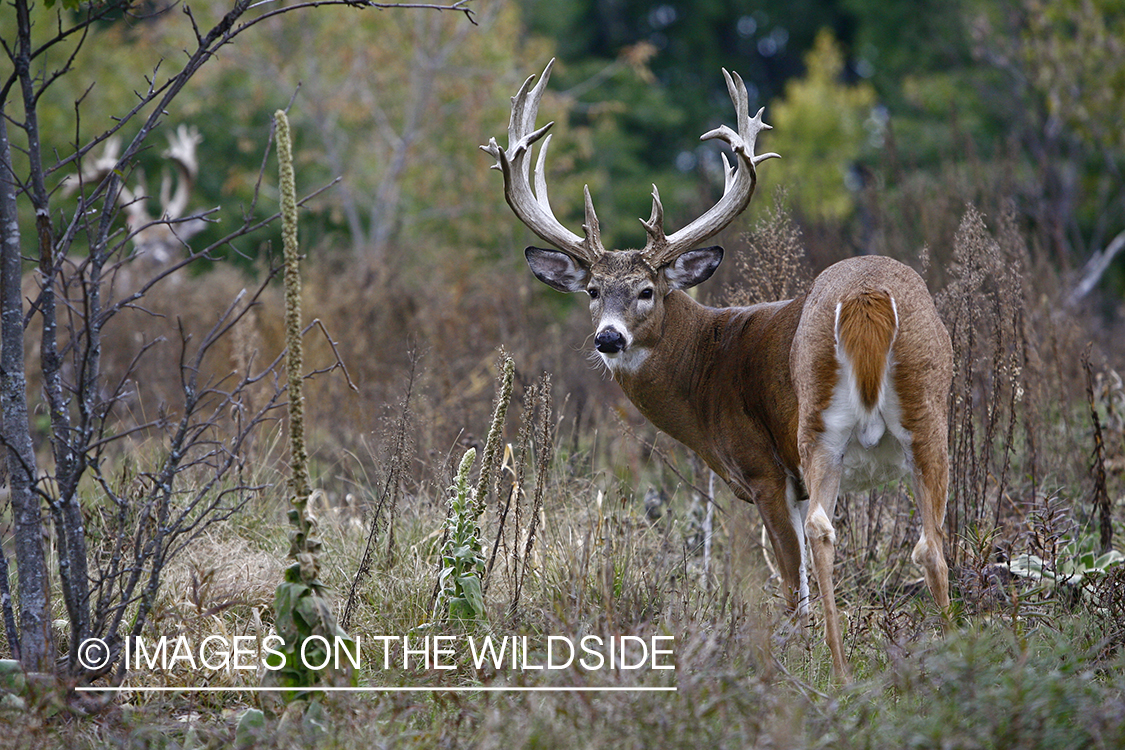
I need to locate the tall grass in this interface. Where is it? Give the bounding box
[5,178,1123,749]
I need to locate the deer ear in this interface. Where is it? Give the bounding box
[664,246,723,290]
[525,247,590,293]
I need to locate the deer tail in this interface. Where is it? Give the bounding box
[834,290,899,411]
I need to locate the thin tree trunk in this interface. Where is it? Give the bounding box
[14,0,91,670]
[703,470,715,590]
[0,110,53,672]
[1067,230,1125,306]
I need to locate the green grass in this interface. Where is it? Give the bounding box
[2,438,1123,749]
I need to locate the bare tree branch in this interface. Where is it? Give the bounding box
[1067,229,1125,306]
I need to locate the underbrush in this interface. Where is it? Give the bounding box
[1,201,1123,747]
[4,407,1123,749]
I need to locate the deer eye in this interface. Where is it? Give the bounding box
[638,288,654,300]
[587,288,600,300]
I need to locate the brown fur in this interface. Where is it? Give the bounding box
[836,291,898,410]
[532,250,952,683]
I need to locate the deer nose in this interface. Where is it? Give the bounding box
[595,328,626,354]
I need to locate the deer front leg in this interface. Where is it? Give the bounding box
[743,475,809,626]
[802,451,849,682]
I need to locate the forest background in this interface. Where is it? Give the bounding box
[25,0,1120,455]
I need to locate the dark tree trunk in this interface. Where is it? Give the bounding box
[0,111,53,672]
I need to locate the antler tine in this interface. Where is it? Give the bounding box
[720,152,735,193]
[643,69,780,267]
[60,136,123,198]
[164,124,202,181]
[532,133,557,214]
[482,59,604,264]
[582,184,602,249]
[160,124,202,219]
[508,63,553,165]
[640,184,666,258]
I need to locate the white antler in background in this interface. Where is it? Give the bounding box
[159,124,203,222]
[61,125,207,266]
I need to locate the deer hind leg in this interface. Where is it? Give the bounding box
[802,450,849,681]
[910,439,950,617]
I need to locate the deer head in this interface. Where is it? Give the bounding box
[481,60,778,371]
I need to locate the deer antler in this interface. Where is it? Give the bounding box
[61,125,206,266]
[641,69,779,268]
[159,124,202,220]
[59,136,128,199]
[480,59,605,265]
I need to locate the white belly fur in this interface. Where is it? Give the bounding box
[817,349,914,494]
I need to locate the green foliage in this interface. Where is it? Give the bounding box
[436,447,487,623]
[30,0,542,269]
[1018,0,1125,154]
[521,0,856,140]
[234,707,266,750]
[844,0,972,94]
[213,0,544,263]
[761,29,876,221]
[42,0,93,11]
[518,0,859,243]
[433,353,515,624]
[1015,0,1125,245]
[265,576,358,690]
[811,627,1125,750]
[1007,545,1125,593]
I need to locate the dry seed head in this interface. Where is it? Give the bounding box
[474,354,515,518]
[725,190,810,306]
[276,109,311,548]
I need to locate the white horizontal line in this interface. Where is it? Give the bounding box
[75,685,676,693]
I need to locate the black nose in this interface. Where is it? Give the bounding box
[595,328,626,354]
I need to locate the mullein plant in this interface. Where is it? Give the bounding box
[437,447,487,622]
[435,355,514,623]
[265,110,356,695]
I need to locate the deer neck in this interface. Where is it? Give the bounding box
[610,290,805,476]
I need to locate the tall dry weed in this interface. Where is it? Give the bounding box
[724,190,812,307]
[936,204,1034,565]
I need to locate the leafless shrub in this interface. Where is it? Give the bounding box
[1082,564,1125,664]
[1083,348,1115,553]
[724,190,812,307]
[936,204,1035,567]
[341,350,420,631]
[505,372,554,621]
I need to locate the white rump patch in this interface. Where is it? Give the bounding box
[823,298,912,492]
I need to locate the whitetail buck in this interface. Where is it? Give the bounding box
[482,61,953,680]
[63,124,207,266]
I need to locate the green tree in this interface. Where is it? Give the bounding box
[216,1,542,264]
[34,0,530,271]
[762,29,876,222]
[964,0,1125,294]
[519,0,860,243]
